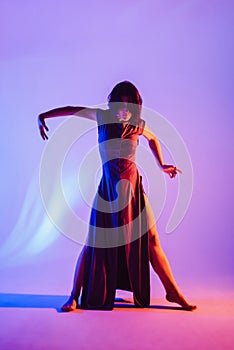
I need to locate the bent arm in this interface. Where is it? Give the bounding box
[142,124,182,178]
[142,125,164,167]
[38,106,99,140]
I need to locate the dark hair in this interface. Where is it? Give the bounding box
[108,81,143,123]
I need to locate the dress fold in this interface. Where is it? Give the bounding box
[81,110,150,310]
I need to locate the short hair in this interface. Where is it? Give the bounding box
[108,81,143,123]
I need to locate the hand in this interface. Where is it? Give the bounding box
[38,114,49,140]
[161,164,182,178]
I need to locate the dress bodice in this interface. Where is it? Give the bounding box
[97,109,145,178]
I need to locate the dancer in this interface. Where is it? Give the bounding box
[38,81,196,311]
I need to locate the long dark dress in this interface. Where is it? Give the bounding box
[80,109,151,310]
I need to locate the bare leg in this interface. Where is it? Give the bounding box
[61,246,86,312]
[149,224,197,311]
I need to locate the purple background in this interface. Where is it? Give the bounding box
[0,0,233,298]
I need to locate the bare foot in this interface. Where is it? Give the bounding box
[166,289,197,311]
[61,297,77,312]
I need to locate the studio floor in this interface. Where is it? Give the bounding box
[0,290,233,350]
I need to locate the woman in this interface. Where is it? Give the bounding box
[38,81,196,311]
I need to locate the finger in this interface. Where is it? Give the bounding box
[41,130,48,140]
[40,126,48,140]
[40,129,44,140]
[42,121,48,131]
[41,118,48,130]
[174,167,182,174]
[169,170,178,178]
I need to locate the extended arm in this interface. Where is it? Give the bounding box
[38,106,98,140]
[142,124,182,178]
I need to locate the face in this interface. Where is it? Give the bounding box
[116,96,132,122]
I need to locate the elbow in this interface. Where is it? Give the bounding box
[148,137,157,149]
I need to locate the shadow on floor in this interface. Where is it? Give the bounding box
[0,293,67,309]
[0,294,182,311]
[114,298,182,311]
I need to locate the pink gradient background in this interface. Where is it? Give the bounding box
[0,0,233,303]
